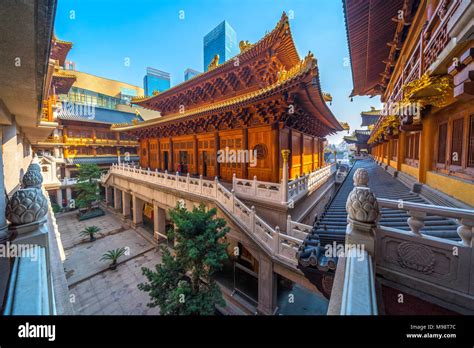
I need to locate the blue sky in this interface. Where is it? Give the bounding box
[55,0,381,144]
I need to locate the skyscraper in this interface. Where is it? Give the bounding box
[203,21,239,71]
[143,67,170,96]
[184,68,200,81]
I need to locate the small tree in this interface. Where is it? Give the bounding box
[75,164,102,211]
[138,203,229,315]
[100,247,126,270]
[79,225,101,242]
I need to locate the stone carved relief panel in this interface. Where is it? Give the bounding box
[376,229,470,293]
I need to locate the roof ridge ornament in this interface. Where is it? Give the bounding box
[207,54,220,71]
[239,40,253,53]
[277,51,317,83]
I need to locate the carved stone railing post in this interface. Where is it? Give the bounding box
[281,149,290,204]
[5,158,54,314]
[407,210,426,235]
[345,168,379,255]
[458,218,474,247]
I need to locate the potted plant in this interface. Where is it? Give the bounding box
[100,247,126,270]
[79,225,101,242]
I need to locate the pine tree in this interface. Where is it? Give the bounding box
[138,203,229,315]
[75,163,101,211]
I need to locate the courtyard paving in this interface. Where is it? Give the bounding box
[56,210,163,315]
[56,211,124,250]
[68,249,162,315]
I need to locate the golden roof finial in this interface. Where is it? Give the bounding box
[207,54,220,71]
[239,40,252,53]
[323,92,332,102]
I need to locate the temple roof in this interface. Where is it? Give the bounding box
[52,70,76,94]
[51,36,73,67]
[343,0,406,97]
[57,104,142,125]
[131,12,301,113]
[343,129,370,144]
[360,107,381,127]
[117,13,342,136]
[113,53,343,134]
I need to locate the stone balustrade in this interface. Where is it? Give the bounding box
[103,158,335,210]
[330,166,474,315]
[103,163,306,266]
[377,198,474,245]
[232,174,282,205]
[288,164,336,203]
[286,215,312,240]
[3,160,62,315]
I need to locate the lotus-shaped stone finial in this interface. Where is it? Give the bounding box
[353,168,369,187]
[346,187,379,223]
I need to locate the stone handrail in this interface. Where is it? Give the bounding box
[286,215,312,241]
[377,197,474,245]
[340,248,378,315]
[232,174,282,205]
[336,166,474,314]
[103,163,305,265]
[288,164,336,203]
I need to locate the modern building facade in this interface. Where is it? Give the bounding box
[184,68,200,81]
[203,20,239,71]
[143,67,170,96]
[32,37,155,211]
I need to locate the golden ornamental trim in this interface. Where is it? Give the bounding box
[239,40,253,53]
[402,73,453,108]
[207,54,220,71]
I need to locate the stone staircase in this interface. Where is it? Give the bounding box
[298,159,460,265]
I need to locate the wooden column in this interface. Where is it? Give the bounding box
[312,137,315,172]
[288,129,293,177]
[214,131,220,178]
[169,137,174,172]
[387,139,393,167]
[397,132,405,172]
[242,127,248,179]
[300,133,304,176]
[157,139,161,171]
[271,123,280,182]
[193,135,198,175]
[419,117,434,183]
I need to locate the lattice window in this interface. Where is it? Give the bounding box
[437,123,448,164]
[468,115,474,168]
[451,118,464,166]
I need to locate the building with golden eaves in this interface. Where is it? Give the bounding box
[33,36,164,210]
[102,13,345,314]
[345,0,474,207]
[114,12,343,183]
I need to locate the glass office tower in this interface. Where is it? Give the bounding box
[143,67,170,96]
[184,68,200,81]
[203,21,239,71]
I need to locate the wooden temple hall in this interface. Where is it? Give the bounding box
[113,13,343,183]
